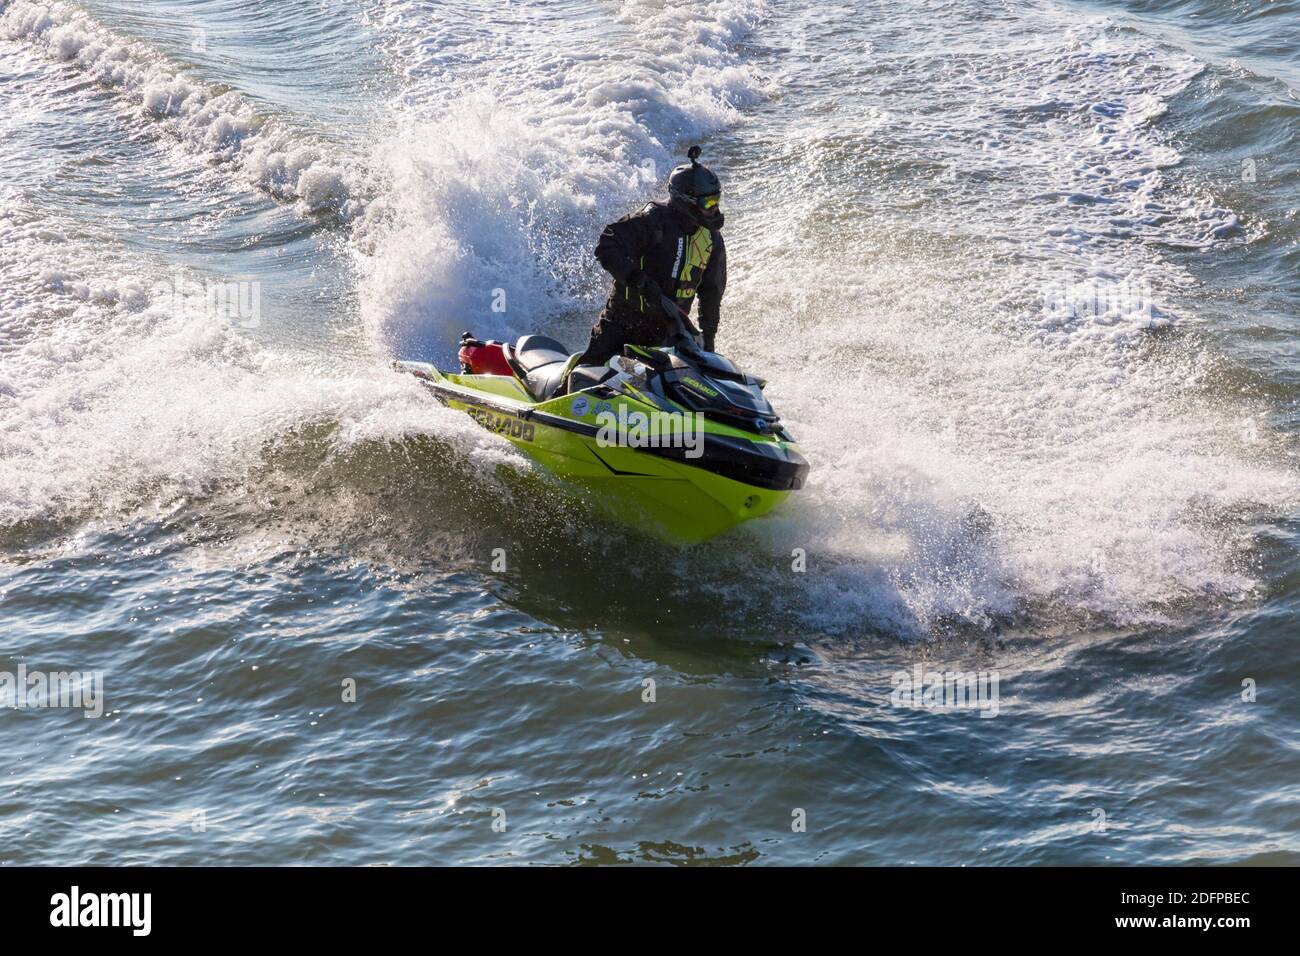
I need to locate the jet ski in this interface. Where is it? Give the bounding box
[394,295,808,544]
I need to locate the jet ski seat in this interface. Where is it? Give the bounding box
[506,335,574,401]
[509,335,570,372]
[506,335,617,401]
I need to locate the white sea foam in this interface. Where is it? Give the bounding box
[354,0,770,360]
[0,0,366,217]
[0,187,515,530]
[0,273,516,528]
[721,0,1297,632]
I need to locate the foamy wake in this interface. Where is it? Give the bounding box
[710,1,1299,633]
[0,0,368,218]
[0,199,517,530]
[0,271,522,529]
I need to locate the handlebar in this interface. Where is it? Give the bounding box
[659,294,704,354]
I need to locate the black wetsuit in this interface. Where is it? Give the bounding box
[578,201,726,367]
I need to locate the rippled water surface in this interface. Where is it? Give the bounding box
[1,0,1297,864]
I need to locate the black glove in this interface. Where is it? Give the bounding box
[629,269,662,301]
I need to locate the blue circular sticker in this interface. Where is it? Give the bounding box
[570,396,591,417]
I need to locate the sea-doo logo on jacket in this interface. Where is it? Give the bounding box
[673,227,713,303]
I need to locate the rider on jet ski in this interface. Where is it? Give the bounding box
[574,147,727,378]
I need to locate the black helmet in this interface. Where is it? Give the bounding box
[667,146,722,226]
